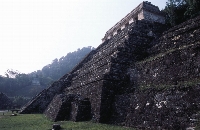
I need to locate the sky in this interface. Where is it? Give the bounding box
[0,0,167,76]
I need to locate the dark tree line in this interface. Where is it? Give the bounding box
[39,46,94,80]
[164,0,200,26]
[0,46,94,98]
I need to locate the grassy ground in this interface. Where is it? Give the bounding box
[0,112,135,130]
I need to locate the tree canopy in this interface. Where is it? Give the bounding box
[164,0,200,26]
[0,46,94,98]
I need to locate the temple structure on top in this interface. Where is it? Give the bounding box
[102,1,165,42]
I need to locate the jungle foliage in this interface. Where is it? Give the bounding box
[163,0,200,26]
[0,47,94,98]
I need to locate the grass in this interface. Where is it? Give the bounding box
[137,78,200,91]
[0,112,135,130]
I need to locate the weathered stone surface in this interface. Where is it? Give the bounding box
[21,16,165,121]
[130,16,200,87]
[70,98,91,122]
[110,85,200,129]
[20,81,65,114]
[124,85,200,129]
[109,15,200,129]
[44,94,91,122]
[0,92,13,110]
[44,94,73,121]
[20,1,200,129]
[102,1,165,42]
[109,95,131,125]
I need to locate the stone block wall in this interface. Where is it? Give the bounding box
[102,1,165,42]
[149,15,200,55]
[20,3,200,129]
[21,19,166,123]
[63,20,165,122]
[62,21,131,122]
[125,85,200,129]
[130,15,200,88]
[44,94,91,122]
[109,95,131,125]
[133,43,200,87]
[109,15,200,129]
[70,99,91,122]
[44,94,72,121]
[65,80,104,122]
[20,81,65,113]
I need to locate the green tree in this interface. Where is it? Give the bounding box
[184,0,200,18]
[0,46,94,98]
[164,0,200,26]
[13,96,30,107]
[164,0,187,26]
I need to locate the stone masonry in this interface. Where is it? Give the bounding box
[110,14,200,129]
[21,1,200,129]
[101,1,165,42]
[21,1,166,121]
